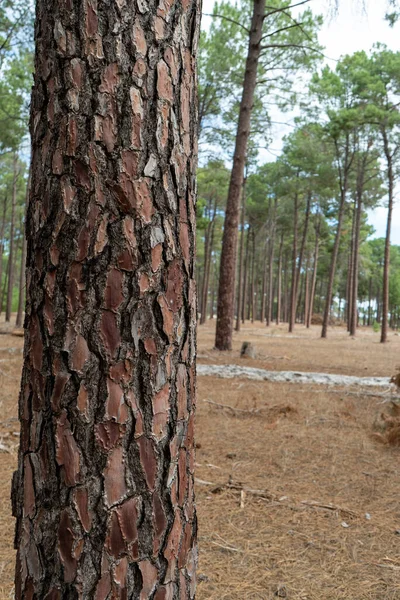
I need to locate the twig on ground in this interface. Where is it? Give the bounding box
[300,500,358,518]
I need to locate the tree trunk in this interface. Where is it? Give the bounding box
[294,191,311,318]
[13,3,200,598]
[242,225,251,324]
[267,198,277,327]
[322,137,352,339]
[368,277,372,327]
[381,130,394,344]
[260,239,268,323]
[16,228,27,328]
[215,0,266,350]
[350,194,363,337]
[0,254,9,314]
[347,198,357,332]
[6,153,18,322]
[304,255,310,328]
[235,179,247,332]
[16,165,31,330]
[251,230,256,322]
[283,250,289,323]
[210,264,216,320]
[289,193,298,333]
[200,201,217,325]
[0,193,8,296]
[276,234,283,325]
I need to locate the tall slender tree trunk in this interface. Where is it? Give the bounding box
[0,254,9,314]
[347,198,357,332]
[368,277,372,327]
[215,0,266,350]
[307,230,319,328]
[289,193,298,333]
[242,225,251,324]
[267,198,277,327]
[381,130,394,343]
[322,136,353,338]
[13,2,200,598]
[304,255,310,328]
[0,194,8,294]
[211,263,216,319]
[350,193,363,337]
[200,201,217,325]
[251,230,256,322]
[276,234,283,325]
[294,191,311,319]
[6,153,18,322]
[16,228,27,329]
[16,163,32,330]
[283,251,289,323]
[236,179,247,332]
[260,240,268,323]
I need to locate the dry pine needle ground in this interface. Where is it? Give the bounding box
[1,320,400,598]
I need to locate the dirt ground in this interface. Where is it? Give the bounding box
[1,319,400,598]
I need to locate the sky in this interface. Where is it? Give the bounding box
[201,0,400,243]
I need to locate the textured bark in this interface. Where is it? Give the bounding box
[235,180,246,332]
[215,0,266,350]
[6,154,18,322]
[13,1,200,598]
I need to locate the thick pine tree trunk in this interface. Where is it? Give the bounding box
[381,131,393,344]
[13,2,200,598]
[215,0,266,350]
[235,180,246,332]
[6,154,18,322]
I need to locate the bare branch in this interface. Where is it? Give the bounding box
[202,12,250,33]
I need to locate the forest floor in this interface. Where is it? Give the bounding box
[1,319,400,598]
